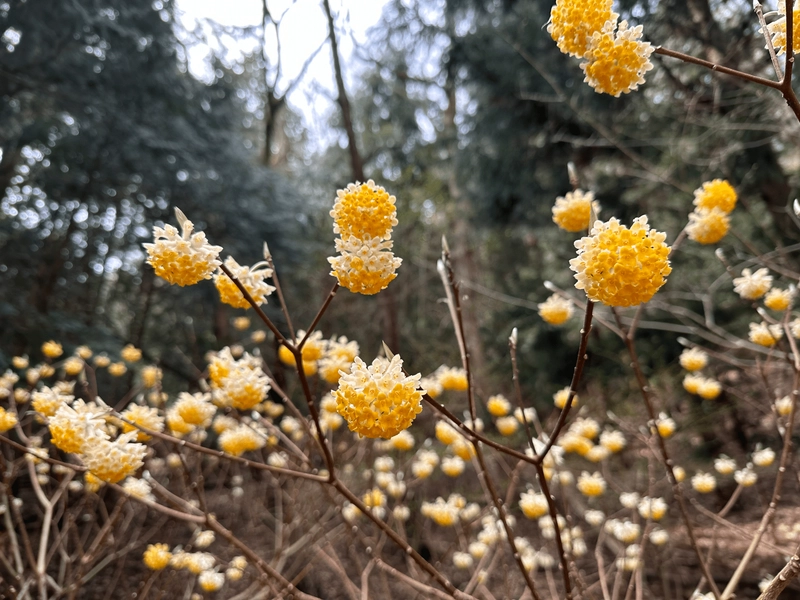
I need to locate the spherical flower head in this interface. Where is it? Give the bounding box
[680,348,708,372]
[599,429,626,453]
[548,0,616,57]
[121,404,164,441]
[331,180,398,240]
[552,190,601,232]
[570,216,671,307]
[389,429,415,451]
[714,455,736,475]
[553,386,578,409]
[581,21,654,97]
[93,355,110,368]
[692,472,716,494]
[687,208,729,245]
[437,366,468,392]
[735,466,758,487]
[520,491,549,519]
[0,407,18,433]
[486,394,511,417]
[775,395,793,417]
[654,413,676,438]
[572,416,600,439]
[577,471,606,497]
[141,366,162,389]
[749,321,783,347]
[435,420,460,445]
[49,401,110,454]
[412,460,434,479]
[174,391,215,427]
[328,235,401,295]
[143,543,172,570]
[214,256,275,309]
[144,210,222,287]
[693,179,737,214]
[650,529,669,546]
[333,355,425,439]
[81,432,146,483]
[120,344,142,363]
[441,455,466,477]
[697,377,722,401]
[764,2,800,55]
[683,374,702,395]
[538,294,574,325]
[637,496,667,521]
[559,432,593,456]
[453,551,474,570]
[733,268,772,300]
[218,424,267,457]
[216,363,271,411]
[122,477,155,502]
[752,446,775,467]
[32,387,69,418]
[495,415,519,437]
[198,571,225,592]
[108,362,127,377]
[63,357,84,376]
[612,520,640,543]
[765,288,793,311]
[42,340,63,359]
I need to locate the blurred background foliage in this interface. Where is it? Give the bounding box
[1,0,798,420]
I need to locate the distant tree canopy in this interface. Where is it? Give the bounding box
[0,0,303,373]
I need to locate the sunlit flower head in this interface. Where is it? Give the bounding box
[733,268,772,300]
[437,366,468,392]
[42,340,63,359]
[198,571,224,592]
[0,407,18,433]
[120,344,142,363]
[714,455,736,475]
[577,471,606,497]
[144,208,222,286]
[486,394,511,417]
[581,21,654,97]
[654,413,676,438]
[32,386,71,418]
[122,477,154,502]
[752,446,775,467]
[697,377,722,401]
[331,180,398,241]
[538,294,574,325]
[559,432,593,456]
[174,391,215,427]
[650,528,669,546]
[599,429,626,453]
[570,216,671,307]
[219,424,266,457]
[121,404,164,441]
[421,496,462,527]
[520,490,549,519]
[81,431,147,483]
[318,335,360,383]
[679,348,708,372]
[548,0,616,58]
[585,509,605,526]
[143,543,172,570]
[435,420,460,445]
[749,321,783,347]
[611,520,640,543]
[48,401,109,454]
[553,386,578,409]
[333,355,424,439]
[93,355,110,368]
[686,208,729,245]
[692,472,716,494]
[735,465,758,487]
[328,235,401,295]
[214,256,275,309]
[552,189,601,232]
[763,1,800,55]
[441,455,466,477]
[765,288,793,311]
[693,179,737,213]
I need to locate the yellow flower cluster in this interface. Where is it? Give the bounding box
[333,355,425,439]
[218,423,266,457]
[82,432,147,483]
[209,348,271,411]
[213,256,275,309]
[553,386,577,409]
[278,330,326,376]
[552,189,600,232]
[548,0,616,57]
[683,375,722,400]
[749,321,783,347]
[120,404,164,441]
[577,471,606,497]
[691,472,716,493]
[144,208,222,286]
[764,1,800,55]
[519,490,549,519]
[538,294,574,325]
[0,406,17,433]
[48,401,108,453]
[570,216,671,307]
[328,181,401,295]
[437,366,468,392]
[581,21,654,97]
[318,335,360,384]
[733,268,772,300]
[143,544,172,570]
[679,348,708,372]
[42,340,63,359]
[120,344,142,363]
[486,394,511,417]
[765,288,793,311]
[687,179,736,244]
[421,494,465,526]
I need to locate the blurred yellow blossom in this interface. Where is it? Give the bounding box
[733,268,772,300]
[214,256,275,309]
[551,189,600,232]
[693,179,737,213]
[679,348,708,372]
[42,340,63,359]
[120,345,142,363]
[687,208,729,245]
[538,294,574,325]
[765,288,793,311]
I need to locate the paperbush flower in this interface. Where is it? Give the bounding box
[121,404,164,441]
[764,1,800,55]
[733,268,772,300]
[552,189,600,232]
[48,401,109,453]
[328,236,402,295]
[143,544,172,570]
[775,395,793,416]
[577,471,606,497]
[538,294,574,325]
[654,413,676,438]
[687,208,729,245]
[389,430,415,451]
[581,21,654,97]
[0,407,17,433]
[714,455,736,475]
[679,348,708,372]
[333,355,425,439]
[697,377,722,400]
[173,391,215,427]
[570,216,671,307]
[548,0,616,57]
[637,497,667,520]
[421,496,462,526]
[108,362,127,377]
[331,180,398,240]
[553,386,578,409]
[42,340,63,359]
[120,344,142,363]
[765,288,793,311]
[144,208,222,286]
[486,394,511,417]
[123,478,155,502]
[319,335,360,383]
[520,491,549,519]
[219,424,266,457]
[599,429,626,453]
[32,386,70,418]
[81,432,146,483]
[141,366,162,389]
[752,446,775,467]
[735,466,758,486]
[691,472,716,493]
[441,455,465,476]
[214,256,275,309]
[437,366,468,391]
[693,179,737,213]
[63,357,84,376]
[749,321,783,347]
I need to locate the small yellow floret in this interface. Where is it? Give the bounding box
[120,344,142,363]
[143,543,172,570]
[687,208,729,245]
[438,367,468,392]
[486,394,511,417]
[553,387,578,409]
[219,424,266,457]
[679,348,708,372]
[691,472,716,494]
[42,341,63,359]
[765,288,793,311]
[749,321,783,347]
[519,490,549,519]
[577,471,606,497]
[63,357,84,376]
[697,378,722,401]
[0,407,18,433]
[570,216,671,307]
[733,268,772,300]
